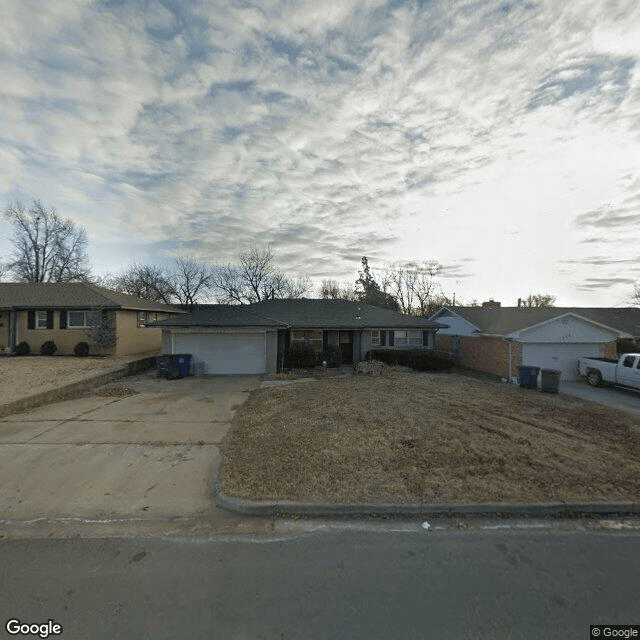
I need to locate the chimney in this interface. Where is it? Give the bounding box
[482,299,501,308]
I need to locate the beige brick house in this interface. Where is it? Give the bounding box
[0,283,183,356]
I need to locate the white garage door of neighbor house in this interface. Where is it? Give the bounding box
[522,343,604,381]
[175,333,266,374]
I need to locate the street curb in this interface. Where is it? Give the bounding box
[212,482,640,519]
[0,356,157,419]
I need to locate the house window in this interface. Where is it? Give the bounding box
[35,311,49,329]
[393,330,423,347]
[394,330,407,346]
[291,329,323,351]
[68,311,100,328]
[371,330,380,346]
[137,312,157,327]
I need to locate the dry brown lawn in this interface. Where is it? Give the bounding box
[219,370,640,504]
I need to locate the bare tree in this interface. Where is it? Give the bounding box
[172,257,213,311]
[109,263,175,304]
[319,279,356,300]
[86,307,116,355]
[519,293,556,308]
[4,200,91,282]
[212,245,310,304]
[109,258,215,309]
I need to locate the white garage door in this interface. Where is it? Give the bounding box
[522,343,604,381]
[174,332,266,374]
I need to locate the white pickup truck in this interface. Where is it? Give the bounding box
[577,353,640,388]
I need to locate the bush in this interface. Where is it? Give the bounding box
[284,345,317,369]
[365,348,454,372]
[15,341,31,356]
[40,340,57,356]
[73,341,90,357]
[320,345,342,368]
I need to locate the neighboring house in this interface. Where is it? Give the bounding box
[430,303,640,381]
[151,298,447,374]
[0,282,184,356]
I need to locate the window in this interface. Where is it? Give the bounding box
[68,311,100,328]
[394,330,407,346]
[393,330,422,347]
[35,311,48,329]
[291,329,323,351]
[371,330,380,346]
[623,355,635,368]
[138,312,157,327]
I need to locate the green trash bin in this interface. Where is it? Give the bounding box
[541,369,561,394]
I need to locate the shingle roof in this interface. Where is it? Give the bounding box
[152,298,447,329]
[0,282,184,313]
[151,304,286,328]
[433,306,640,337]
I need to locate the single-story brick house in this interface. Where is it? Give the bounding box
[151,298,447,374]
[430,304,640,381]
[0,282,184,356]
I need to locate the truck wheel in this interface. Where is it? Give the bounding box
[587,371,603,387]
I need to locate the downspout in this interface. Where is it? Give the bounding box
[505,338,513,383]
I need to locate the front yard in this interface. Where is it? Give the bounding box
[219,370,640,504]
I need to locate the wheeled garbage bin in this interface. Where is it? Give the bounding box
[174,354,192,377]
[157,354,173,378]
[518,366,541,390]
[540,369,561,394]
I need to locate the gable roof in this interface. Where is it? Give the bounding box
[152,298,447,329]
[0,282,184,314]
[431,306,640,338]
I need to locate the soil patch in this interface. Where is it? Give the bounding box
[219,371,640,504]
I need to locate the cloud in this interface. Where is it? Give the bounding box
[1,0,639,308]
[526,55,635,111]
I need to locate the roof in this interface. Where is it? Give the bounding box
[0,282,184,314]
[152,298,447,329]
[431,306,640,337]
[151,304,286,328]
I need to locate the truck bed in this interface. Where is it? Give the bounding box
[581,357,618,364]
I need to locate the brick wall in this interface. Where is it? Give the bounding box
[436,334,522,379]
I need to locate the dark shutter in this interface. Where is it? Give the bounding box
[60,311,67,329]
[27,311,35,330]
[380,331,386,347]
[47,311,54,329]
[423,331,429,347]
[388,331,394,347]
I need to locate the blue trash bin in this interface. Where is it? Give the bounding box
[518,366,540,390]
[174,354,192,377]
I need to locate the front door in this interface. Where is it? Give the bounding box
[339,330,353,364]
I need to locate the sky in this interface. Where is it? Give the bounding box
[1,0,639,308]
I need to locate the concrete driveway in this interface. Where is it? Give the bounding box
[561,380,640,418]
[0,372,261,525]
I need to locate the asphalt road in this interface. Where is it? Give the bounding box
[1,524,638,640]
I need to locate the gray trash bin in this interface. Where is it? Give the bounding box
[540,369,561,394]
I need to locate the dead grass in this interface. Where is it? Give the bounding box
[219,371,640,504]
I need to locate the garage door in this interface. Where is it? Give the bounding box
[522,343,604,381]
[174,332,266,374]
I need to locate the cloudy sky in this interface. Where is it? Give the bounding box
[1,0,639,307]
